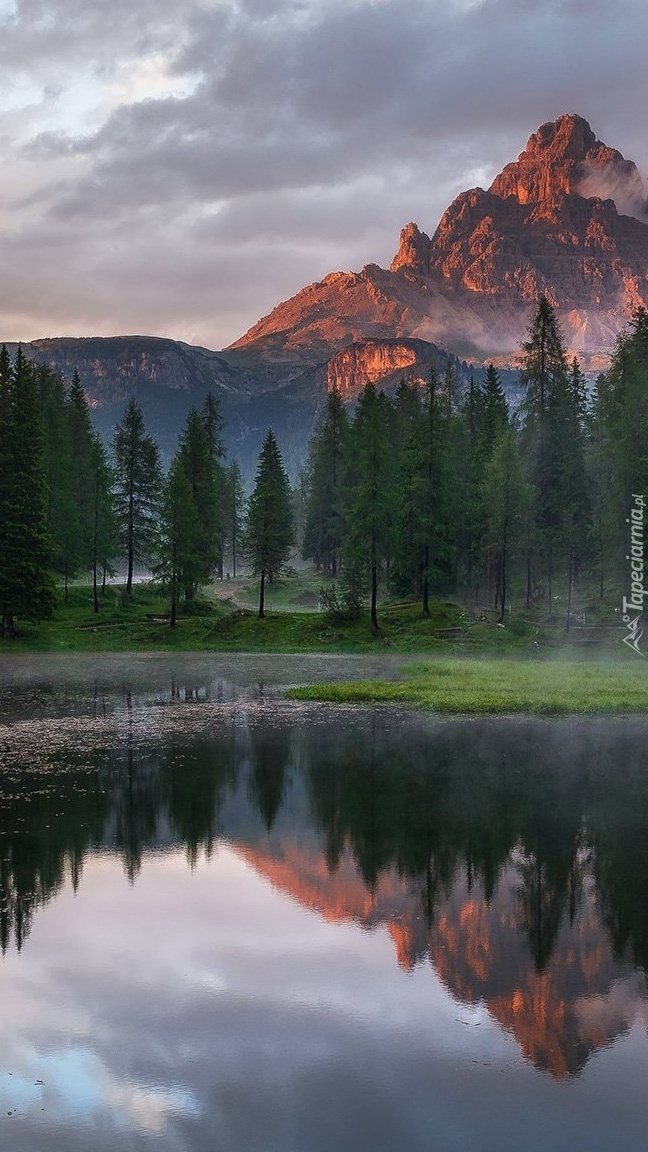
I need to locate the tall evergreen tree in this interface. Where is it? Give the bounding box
[389,378,426,600]
[89,433,118,613]
[36,363,80,597]
[156,454,200,626]
[590,309,648,594]
[344,384,396,630]
[201,393,227,577]
[111,399,162,595]
[0,347,56,636]
[224,460,245,578]
[302,386,349,576]
[177,407,220,598]
[481,425,530,622]
[520,297,590,612]
[244,430,295,618]
[408,369,451,616]
[481,363,509,446]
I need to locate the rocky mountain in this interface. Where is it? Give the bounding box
[230,113,648,369]
[12,114,648,469]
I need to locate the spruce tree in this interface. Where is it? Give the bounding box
[111,399,162,595]
[302,386,349,576]
[344,384,396,630]
[0,347,56,636]
[389,378,425,599]
[408,369,451,615]
[37,363,80,598]
[224,460,245,578]
[177,407,220,598]
[481,425,530,622]
[89,433,118,613]
[520,297,590,613]
[590,309,648,593]
[244,430,295,618]
[156,455,200,626]
[201,393,227,577]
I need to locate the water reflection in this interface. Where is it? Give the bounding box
[1,679,648,1087]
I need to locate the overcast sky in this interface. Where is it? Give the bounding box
[1,0,647,350]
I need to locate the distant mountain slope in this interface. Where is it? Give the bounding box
[3,335,315,479]
[10,332,475,479]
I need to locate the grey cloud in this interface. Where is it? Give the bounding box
[0,0,186,71]
[2,0,648,347]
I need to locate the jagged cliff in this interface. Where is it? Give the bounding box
[16,115,648,460]
[230,114,648,368]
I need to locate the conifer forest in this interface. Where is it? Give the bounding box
[1,298,646,634]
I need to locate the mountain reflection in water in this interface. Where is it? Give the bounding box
[1,676,648,1084]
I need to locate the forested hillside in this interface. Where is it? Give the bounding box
[1,299,646,636]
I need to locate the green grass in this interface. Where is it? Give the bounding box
[287,657,648,714]
[0,584,229,652]
[1,587,464,653]
[0,583,633,680]
[6,583,647,715]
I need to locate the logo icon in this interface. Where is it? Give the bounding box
[621,613,644,656]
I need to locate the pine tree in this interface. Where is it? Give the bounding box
[0,347,56,636]
[302,386,349,576]
[520,297,590,613]
[344,385,396,630]
[224,460,245,578]
[590,309,648,593]
[36,363,80,598]
[481,425,530,622]
[156,454,200,626]
[481,363,509,445]
[244,430,295,618]
[409,369,451,615]
[201,393,227,577]
[389,378,425,599]
[89,433,118,613]
[111,399,162,595]
[177,407,220,598]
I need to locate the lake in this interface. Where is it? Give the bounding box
[0,654,647,1151]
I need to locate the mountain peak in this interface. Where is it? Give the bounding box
[524,113,598,161]
[390,221,431,274]
[489,113,644,208]
[230,114,648,366]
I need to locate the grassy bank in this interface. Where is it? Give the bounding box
[1,586,465,653]
[0,581,635,676]
[287,657,648,715]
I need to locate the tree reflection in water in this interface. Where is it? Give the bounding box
[1,694,647,1076]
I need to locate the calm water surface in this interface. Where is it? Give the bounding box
[0,654,647,1151]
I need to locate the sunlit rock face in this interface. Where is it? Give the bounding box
[323,338,450,399]
[230,114,648,367]
[489,113,644,206]
[424,114,648,352]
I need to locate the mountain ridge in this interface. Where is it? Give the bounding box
[7,113,647,468]
[230,113,648,365]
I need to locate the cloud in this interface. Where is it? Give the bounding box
[1,0,648,347]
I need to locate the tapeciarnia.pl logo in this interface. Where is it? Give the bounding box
[621,493,646,656]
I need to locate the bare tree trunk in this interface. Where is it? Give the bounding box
[2,611,16,638]
[258,568,266,619]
